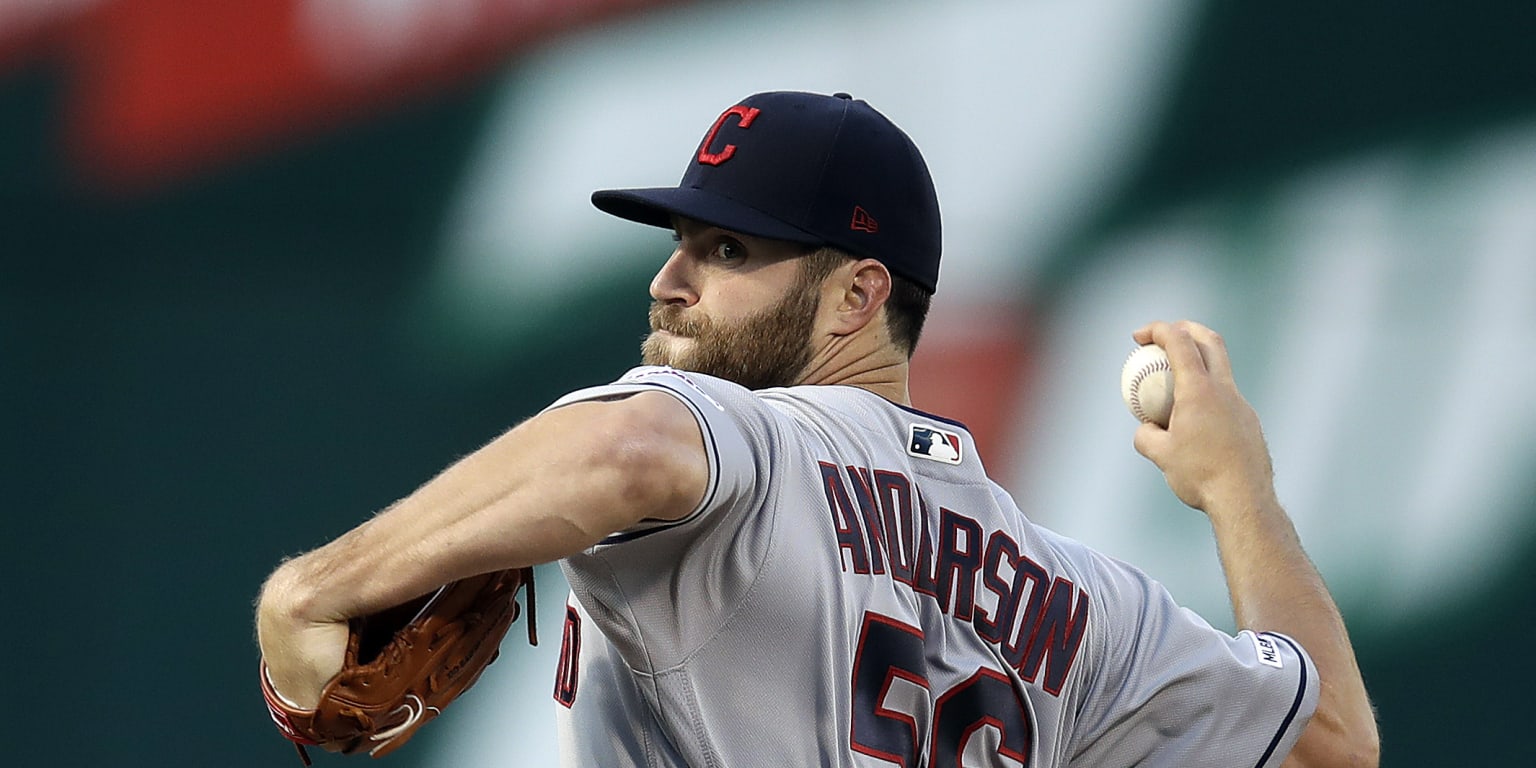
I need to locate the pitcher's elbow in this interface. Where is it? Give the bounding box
[1327,739,1380,768]
[1286,723,1380,768]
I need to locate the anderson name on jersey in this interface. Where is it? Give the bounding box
[545,366,1318,767]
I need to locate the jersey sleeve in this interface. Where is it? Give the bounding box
[543,365,764,542]
[1066,547,1320,768]
[541,366,786,670]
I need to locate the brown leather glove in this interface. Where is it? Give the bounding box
[260,568,537,764]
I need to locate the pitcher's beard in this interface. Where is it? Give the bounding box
[641,283,818,390]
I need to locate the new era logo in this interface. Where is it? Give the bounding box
[908,424,962,464]
[850,206,879,233]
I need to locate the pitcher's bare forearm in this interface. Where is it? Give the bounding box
[1205,492,1379,768]
[255,391,707,706]
[1132,320,1378,768]
[266,392,704,618]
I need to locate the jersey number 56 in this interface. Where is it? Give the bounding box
[851,612,1035,767]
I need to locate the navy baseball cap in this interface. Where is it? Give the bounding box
[592,91,943,293]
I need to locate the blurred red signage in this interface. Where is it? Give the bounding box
[0,0,671,191]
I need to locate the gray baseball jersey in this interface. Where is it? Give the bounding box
[545,366,1318,767]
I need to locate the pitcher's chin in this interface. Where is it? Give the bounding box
[641,332,692,367]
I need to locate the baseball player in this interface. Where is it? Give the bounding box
[256,91,1378,766]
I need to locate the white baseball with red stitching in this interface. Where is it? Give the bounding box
[1121,344,1174,428]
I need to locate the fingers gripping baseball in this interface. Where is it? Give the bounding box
[1130,321,1273,513]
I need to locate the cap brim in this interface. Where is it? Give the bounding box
[592,187,824,246]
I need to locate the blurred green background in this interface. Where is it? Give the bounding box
[5,0,1532,765]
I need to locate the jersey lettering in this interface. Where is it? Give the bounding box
[1018,578,1089,696]
[851,612,1036,767]
[912,497,941,599]
[974,531,1022,645]
[847,467,890,575]
[553,605,582,708]
[851,613,930,766]
[874,470,917,584]
[824,461,1090,700]
[934,508,984,621]
[930,668,1033,768]
[822,461,873,573]
[1000,558,1050,671]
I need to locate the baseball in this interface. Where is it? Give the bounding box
[1121,344,1174,428]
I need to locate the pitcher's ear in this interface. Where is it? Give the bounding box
[830,259,892,332]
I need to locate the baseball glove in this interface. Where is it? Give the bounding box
[260,567,537,764]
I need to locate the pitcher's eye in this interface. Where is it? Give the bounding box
[712,239,745,262]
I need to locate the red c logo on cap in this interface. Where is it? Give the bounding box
[697,105,761,166]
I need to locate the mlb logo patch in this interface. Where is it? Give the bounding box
[908,424,962,465]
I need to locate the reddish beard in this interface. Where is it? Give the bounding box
[641,280,819,390]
